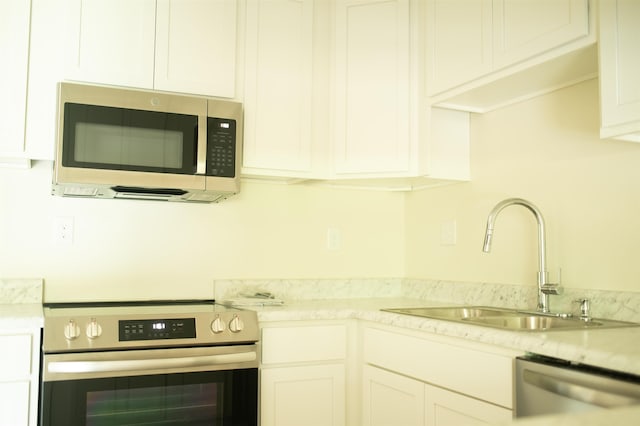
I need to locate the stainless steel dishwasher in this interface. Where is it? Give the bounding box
[516,355,640,417]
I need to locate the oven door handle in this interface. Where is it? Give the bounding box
[48,351,257,375]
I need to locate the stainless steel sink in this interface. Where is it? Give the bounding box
[384,306,520,319]
[382,306,640,331]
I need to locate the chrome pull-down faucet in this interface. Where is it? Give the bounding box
[482,198,561,313]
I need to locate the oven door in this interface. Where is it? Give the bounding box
[40,345,258,426]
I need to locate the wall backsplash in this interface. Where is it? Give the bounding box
[214,278,640,323]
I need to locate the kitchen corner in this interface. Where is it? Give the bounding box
[222,278,640,425]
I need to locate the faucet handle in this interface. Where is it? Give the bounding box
[573,298,591,321]
[541,283,563,295]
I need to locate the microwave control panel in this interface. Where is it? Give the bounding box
[206,117,236,178]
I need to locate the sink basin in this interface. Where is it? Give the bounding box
[461,315,607,330]
[382,306,640,331]
[383,306,520,319]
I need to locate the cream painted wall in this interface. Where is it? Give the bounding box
[406,79,640,293]
[0,163,404,301]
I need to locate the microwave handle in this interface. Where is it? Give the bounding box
[196,114,207,175]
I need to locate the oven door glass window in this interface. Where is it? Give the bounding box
[62,103,198,174]
[41,369,257,426]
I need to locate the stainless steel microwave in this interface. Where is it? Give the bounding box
[52,82,243,203]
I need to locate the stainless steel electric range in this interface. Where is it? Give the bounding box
[40,300,259,426]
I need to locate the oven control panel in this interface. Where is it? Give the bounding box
[42,303,260,352]
[119,318,196,341]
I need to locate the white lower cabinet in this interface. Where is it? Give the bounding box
[261,364,345,426]
[260,322,350,426]
[361,324,519,426]
[259,320,520,426]
[0,330,41,426]
[363,365,425,426]
[363,364,512,426]
[424,383,512,426]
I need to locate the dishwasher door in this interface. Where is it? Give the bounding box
[516,355,640,417]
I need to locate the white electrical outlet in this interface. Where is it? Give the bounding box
[440,220,457,246]
[327,228,342,251]
[52,217,74,245]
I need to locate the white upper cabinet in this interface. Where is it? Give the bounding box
[243,0,470,184]
[24,0,67,161]
[0,0,31,161]
[155,0,237,98]
[333,0,412,176]
[65,0,156,89]
[599,0,640,142]
[426,0,492,98]
[65,0,237,97]
[242,0,318,178]
[492,0,590,68]
[427,0,596,112]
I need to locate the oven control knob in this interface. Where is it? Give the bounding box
[86,318,103,339]
[229,315,244,333]
[210,316,226,334]
[64,320,81,340]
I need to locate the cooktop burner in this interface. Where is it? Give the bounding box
[42,299,259,353]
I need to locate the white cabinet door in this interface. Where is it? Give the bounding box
[242,0,316,176]
[155,0,237,97]
[65,0,237,96]
[24,0,67,161]
[0,0,30,157]
[261,364,346,426]
[362,365,425,426]
[0,332,38,426]
[65,0,156,88]
[425,384,512,426]
[492,0,589,69]
[333,0,411,176]
[599,0,640,142]
[426,0,492,96]
[0,382,30,426]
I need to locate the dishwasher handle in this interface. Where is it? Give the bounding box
[523,368,640,408]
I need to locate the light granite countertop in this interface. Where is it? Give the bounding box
[0,278,43,329]
[246,297,640,377]
[0,303,44,328]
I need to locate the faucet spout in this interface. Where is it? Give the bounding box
[482,198,559,313]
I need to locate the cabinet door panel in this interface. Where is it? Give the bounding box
[426,0,492,95]
[65,0,156,88]
[600,0,640,139]
[334,0,411,175]
[492,0,589,68]
[0,381,30,426]
[0,335,32,378]
[155,0,237,97]
[243,0,315,173]
[425,384,512,426]
[0,0,30,155]
[262,324,346,364]
[362,365,425,426]
[25,0,67,160]
[261,364,345,426]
